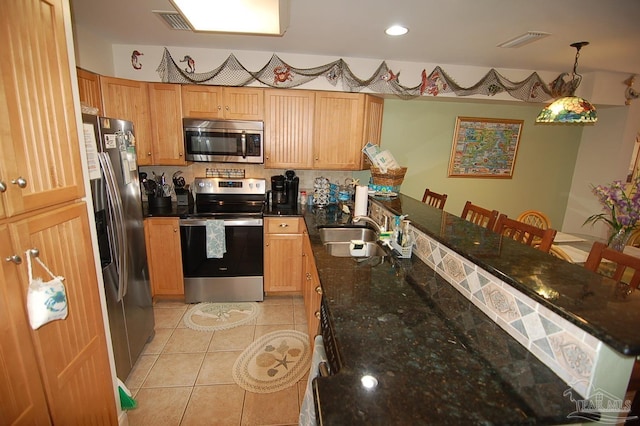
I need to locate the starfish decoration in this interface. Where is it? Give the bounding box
[275,355,292,370]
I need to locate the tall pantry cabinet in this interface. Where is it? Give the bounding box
[0,0,117,424]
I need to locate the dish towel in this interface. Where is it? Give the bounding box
[299,335,327,426]
[205,220,226,258]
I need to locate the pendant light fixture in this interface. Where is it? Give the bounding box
[536,42,597,124]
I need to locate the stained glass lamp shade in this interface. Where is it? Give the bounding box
[536,96,597,123]
[536,41,597,124]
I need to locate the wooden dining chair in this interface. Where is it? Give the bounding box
[494,214,557,253]
[584,241,640,290]
[422,188,447,210]
[460,201,499,230]
[516,210,551,230]
[548,245,573,262]
[628,229,640,248]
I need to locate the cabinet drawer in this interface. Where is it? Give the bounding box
[265,217,301,234]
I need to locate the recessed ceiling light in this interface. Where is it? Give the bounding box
[385,25,408,36]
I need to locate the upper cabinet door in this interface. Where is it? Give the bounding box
[313,92,365,170]
[100,76,154,165]
[181,85,225,119]
[264,89,315,169]
[148,83,186,165]
[76,68,103,114]
[222,87,264,120]
[0,0,85,219]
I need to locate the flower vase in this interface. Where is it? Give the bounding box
[608,228,632,252]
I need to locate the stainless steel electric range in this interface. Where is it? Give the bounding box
[179,177,266,303]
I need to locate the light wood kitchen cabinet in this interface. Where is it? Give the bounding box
[0,223,51,424]
[144,217,185,297]
[313,92,384,170]
[77,68,103,114]
[181,85,264,120]
[6,204,118,423]
[0,5,85,219]
[148,83,186,165]
[1,1,118,422]
[264,217,303,293]
[100,76,154,165]
[302,229,322,345]
[264,89,315,169]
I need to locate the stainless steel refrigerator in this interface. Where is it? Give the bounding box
[82,114,155,380]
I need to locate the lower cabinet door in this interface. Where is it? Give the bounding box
[9,203,118,424]
[0,224,51,425]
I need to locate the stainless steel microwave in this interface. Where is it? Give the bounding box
[183,119,264,164]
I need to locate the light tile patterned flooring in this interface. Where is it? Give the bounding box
[125,295,309,426]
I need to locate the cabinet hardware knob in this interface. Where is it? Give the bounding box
[314,311,321,319]
[5,255,22,264]
[225,106,229,111]
[0,181,6,192]
[147,152,152,157]
[279,223,289,228]
[315,286,323,294]
[179,152,183,157]
[11,177,27,188]
[306,272,311,280]
[265,242,269,247]
[173,228,178,232]
[217,105,222,111]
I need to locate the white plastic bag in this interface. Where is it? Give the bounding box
[25,250,68,330]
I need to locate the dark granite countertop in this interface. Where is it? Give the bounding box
[372,194,640,356]
[302,205,586,425]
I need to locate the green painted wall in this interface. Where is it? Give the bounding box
[359,98,584,227]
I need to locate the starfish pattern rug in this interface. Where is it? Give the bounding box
[183,302,260,331]
[232,330,311,393]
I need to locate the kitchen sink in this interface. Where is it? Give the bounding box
[323,241,386,257]
[318,227,385,257]
[318,227,378,244]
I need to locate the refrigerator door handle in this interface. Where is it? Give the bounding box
[98,152,128,302]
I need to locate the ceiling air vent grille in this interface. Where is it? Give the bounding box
[154,11,192,31]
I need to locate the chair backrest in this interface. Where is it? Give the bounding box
[628,229,640,248]
[460,201,499,230]
[516,210,551,230]
[548,245,573,262]
[584,241,640,290]
[422,188,447,210]
[494,214,557,253]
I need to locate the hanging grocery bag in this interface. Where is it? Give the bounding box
[25,250,68,330]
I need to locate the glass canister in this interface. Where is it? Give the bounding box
[313,176,330,207]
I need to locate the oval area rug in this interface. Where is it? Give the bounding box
[232,330,311,393]
[183,302,260,331]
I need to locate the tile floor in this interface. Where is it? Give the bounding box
[125,295,309,426]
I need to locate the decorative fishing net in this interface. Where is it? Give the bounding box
[156,47,553,102]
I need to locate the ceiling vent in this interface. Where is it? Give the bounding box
[497,31,550,48]
[153,11,192,31]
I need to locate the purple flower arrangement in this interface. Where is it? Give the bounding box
[584,176,640,246]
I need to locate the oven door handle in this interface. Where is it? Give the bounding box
[179,218,263,227]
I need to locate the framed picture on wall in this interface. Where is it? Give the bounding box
[448,117,524,178]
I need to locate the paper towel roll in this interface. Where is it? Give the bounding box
[354,185,369,217]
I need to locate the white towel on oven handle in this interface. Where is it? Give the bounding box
[205,220,226,258]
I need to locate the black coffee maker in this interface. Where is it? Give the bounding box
[270,175,286,205]
[270,170,299,208]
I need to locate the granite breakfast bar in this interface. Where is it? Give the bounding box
[303,194,640,425]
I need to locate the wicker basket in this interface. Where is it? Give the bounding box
[370,166,407,186]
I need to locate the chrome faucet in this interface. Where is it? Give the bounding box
[352,215,387,233]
